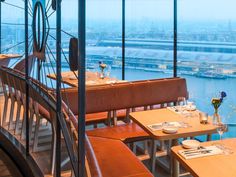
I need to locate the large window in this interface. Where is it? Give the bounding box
[125,0,174,81]
[178,0,236,125]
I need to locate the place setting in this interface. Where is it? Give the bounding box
[147,121,191,133]
[178,121,234,160]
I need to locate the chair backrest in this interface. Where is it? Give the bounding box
[61,77,188,114]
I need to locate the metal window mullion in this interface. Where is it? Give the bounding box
[78,0,86,176]
[56,0,62,176]
[24,0,30,156]
[0,1,1,53]
[173,0,177,77]
[122,0,125,80]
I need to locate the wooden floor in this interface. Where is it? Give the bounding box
[0,94,191,177]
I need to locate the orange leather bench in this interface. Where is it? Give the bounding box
[89,136,153,177]
[61,77,188,143]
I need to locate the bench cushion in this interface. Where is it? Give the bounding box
[89,136,153,177]
[87,123,150,143]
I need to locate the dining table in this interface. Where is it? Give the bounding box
[0,54,22,66]
[171,138,236,177]
[47,70,126,87]
[129,108,218,174]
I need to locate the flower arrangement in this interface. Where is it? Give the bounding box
[211,91,227,113]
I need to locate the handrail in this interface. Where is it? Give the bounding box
[0,67,80,176]
[29,79,79,176]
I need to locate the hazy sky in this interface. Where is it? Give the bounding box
[2,0,236,22]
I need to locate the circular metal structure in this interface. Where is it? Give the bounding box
[32,1,46,54]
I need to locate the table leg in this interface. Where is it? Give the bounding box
[172,157,179,177]
[171,139,179,175]
[207,134,212,141]
[150,139,156,174]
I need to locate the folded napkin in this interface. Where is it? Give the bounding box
[178,146,223,160]
[147,121,182,131]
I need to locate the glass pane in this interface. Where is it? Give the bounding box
[178,0,236,127]
[86,0,122,79]
[2,0,25,55]
[125,0,173,81]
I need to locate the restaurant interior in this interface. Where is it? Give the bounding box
[0,0,236,177]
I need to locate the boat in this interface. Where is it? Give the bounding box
[195,71,227,79]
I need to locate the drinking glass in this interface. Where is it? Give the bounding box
[199,112,208,124]
[217,123,228,141]
[177,97,187,114]
[177,97,187,106]
[213,123,233,154]
[106,65,111,78]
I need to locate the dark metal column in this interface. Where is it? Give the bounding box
[78,0,86,176]
[24,0,30,156]
[56,0,62,176]
[122,0,125,80]
[0,1,1,53]
[173,0,177,77]
[37,8,41,81]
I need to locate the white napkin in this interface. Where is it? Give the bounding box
[178,146,223,160]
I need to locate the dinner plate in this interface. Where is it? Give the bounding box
[106,80,116,84]
[162,127,178,134]
[186,105,196,111]
[182,139,200,149]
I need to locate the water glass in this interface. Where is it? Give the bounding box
[177,97,187,115]
[199,112,208,124]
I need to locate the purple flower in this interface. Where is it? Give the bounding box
[221,91,227,98]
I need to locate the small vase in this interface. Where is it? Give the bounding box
[213,109,221,125]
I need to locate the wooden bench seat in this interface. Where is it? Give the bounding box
[89,136,153,177]
[74,109,127,125]
[87,123,149,143]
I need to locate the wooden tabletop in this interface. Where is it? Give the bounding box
[171,138,236,177]
[47,71,126,87]
[0,54,21,60]
[0,54,21,66]
[129,108,217,140]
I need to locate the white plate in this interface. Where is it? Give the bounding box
[186,105,196,111]
[182,140,200,149]
[106,80,116,84]
[162,127,178,134]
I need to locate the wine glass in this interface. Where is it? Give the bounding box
[106,65,111,78]
[214,123,233,154]
[177,97,187,114]
[217,122,228,141]
[177,97,187,106]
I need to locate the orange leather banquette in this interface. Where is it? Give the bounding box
[61,77,188,142]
